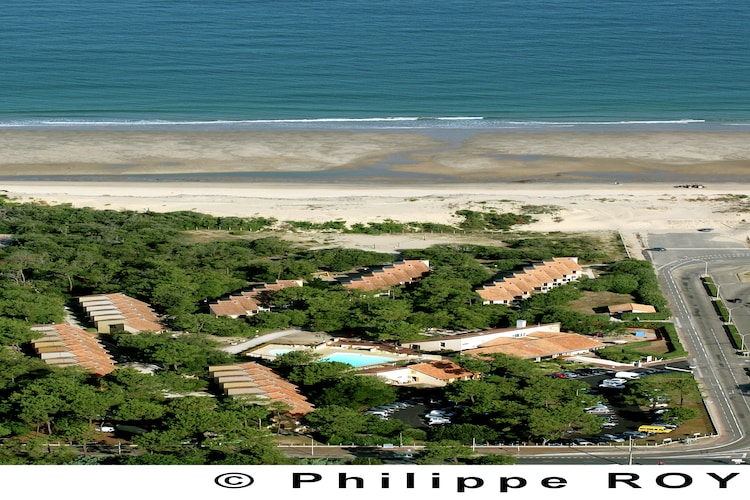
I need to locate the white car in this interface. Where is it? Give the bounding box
[603,378,628,384]
[573,438,594,445]
[95,425,115,432]
[585,405,612,414]
[428,418,451,426]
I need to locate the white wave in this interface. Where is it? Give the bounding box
[504,119,706,126]
[0,116,738,131]
[434,116,484,121]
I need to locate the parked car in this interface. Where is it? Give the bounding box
[585,405,612,414]
[573,438,594,445]
[428,417,451,426]
[427,409,454,418]
[602,434,626,443]
[622,431,649,439]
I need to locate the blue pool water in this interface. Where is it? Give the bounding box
[268,348,397,367]
[320,352,397,367]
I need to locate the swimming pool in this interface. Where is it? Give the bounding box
[320,352,397,367]
[263,347,400,367]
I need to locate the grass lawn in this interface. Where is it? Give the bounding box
[640,372,716,441]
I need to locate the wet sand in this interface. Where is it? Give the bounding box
[1,128,749,183]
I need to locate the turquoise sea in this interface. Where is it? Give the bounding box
[1,0,748,131]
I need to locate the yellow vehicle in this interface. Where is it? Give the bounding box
[638,425,672,434]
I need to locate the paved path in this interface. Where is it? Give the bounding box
[219,329,308,354]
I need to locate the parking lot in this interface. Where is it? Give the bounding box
[364,361,691,446]
[547,363,689,445]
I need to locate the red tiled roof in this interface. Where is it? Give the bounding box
[209,362,314,416]
[342,260,430,292]
[463,330,605,360]
[210,280,302,317]
[78,293,163,332]
[608,303,657,314]
[408,360,475,381]
[31,324,117,376]
[476,257,581,304]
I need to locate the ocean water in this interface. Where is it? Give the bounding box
[0,0,748,131]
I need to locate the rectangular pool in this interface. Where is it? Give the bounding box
[320,352,397,367]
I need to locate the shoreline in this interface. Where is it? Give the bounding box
[1,127,749,254]
[1,128,749,184]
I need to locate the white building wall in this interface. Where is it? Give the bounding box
[409,323,561,352]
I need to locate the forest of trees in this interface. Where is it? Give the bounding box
[0,197,681,464]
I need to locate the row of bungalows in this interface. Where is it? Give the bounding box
[476,257,583,305]
[338,259,430,293]
[30,324,117,376]
[209,280,304,318]
[209,362,314,418]
[404,320,606,362]
[78,293,164,334]
[359,359,478,388]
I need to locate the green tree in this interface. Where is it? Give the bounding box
[445,379,515,413]
[609,273,640,294]
[488,353,536,378]
[316,376,397,409]
[272,350,322,373]
[664,376,696,407]
[451,354,492,375]
[659,406,698,425]
[302,405,371,444]
[110,399,167,422]
[0,317,42,347]
[287,361,352,387]
[414,439,476,464]
[430,423,500,445]
[8,369,110,436]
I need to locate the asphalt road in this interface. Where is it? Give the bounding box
[514,230,750,465]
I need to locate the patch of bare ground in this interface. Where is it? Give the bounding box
[629,338,671,356]
[569,291,637,315]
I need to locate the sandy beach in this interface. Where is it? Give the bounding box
[2,128,750,182]
[1,128,749,255]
